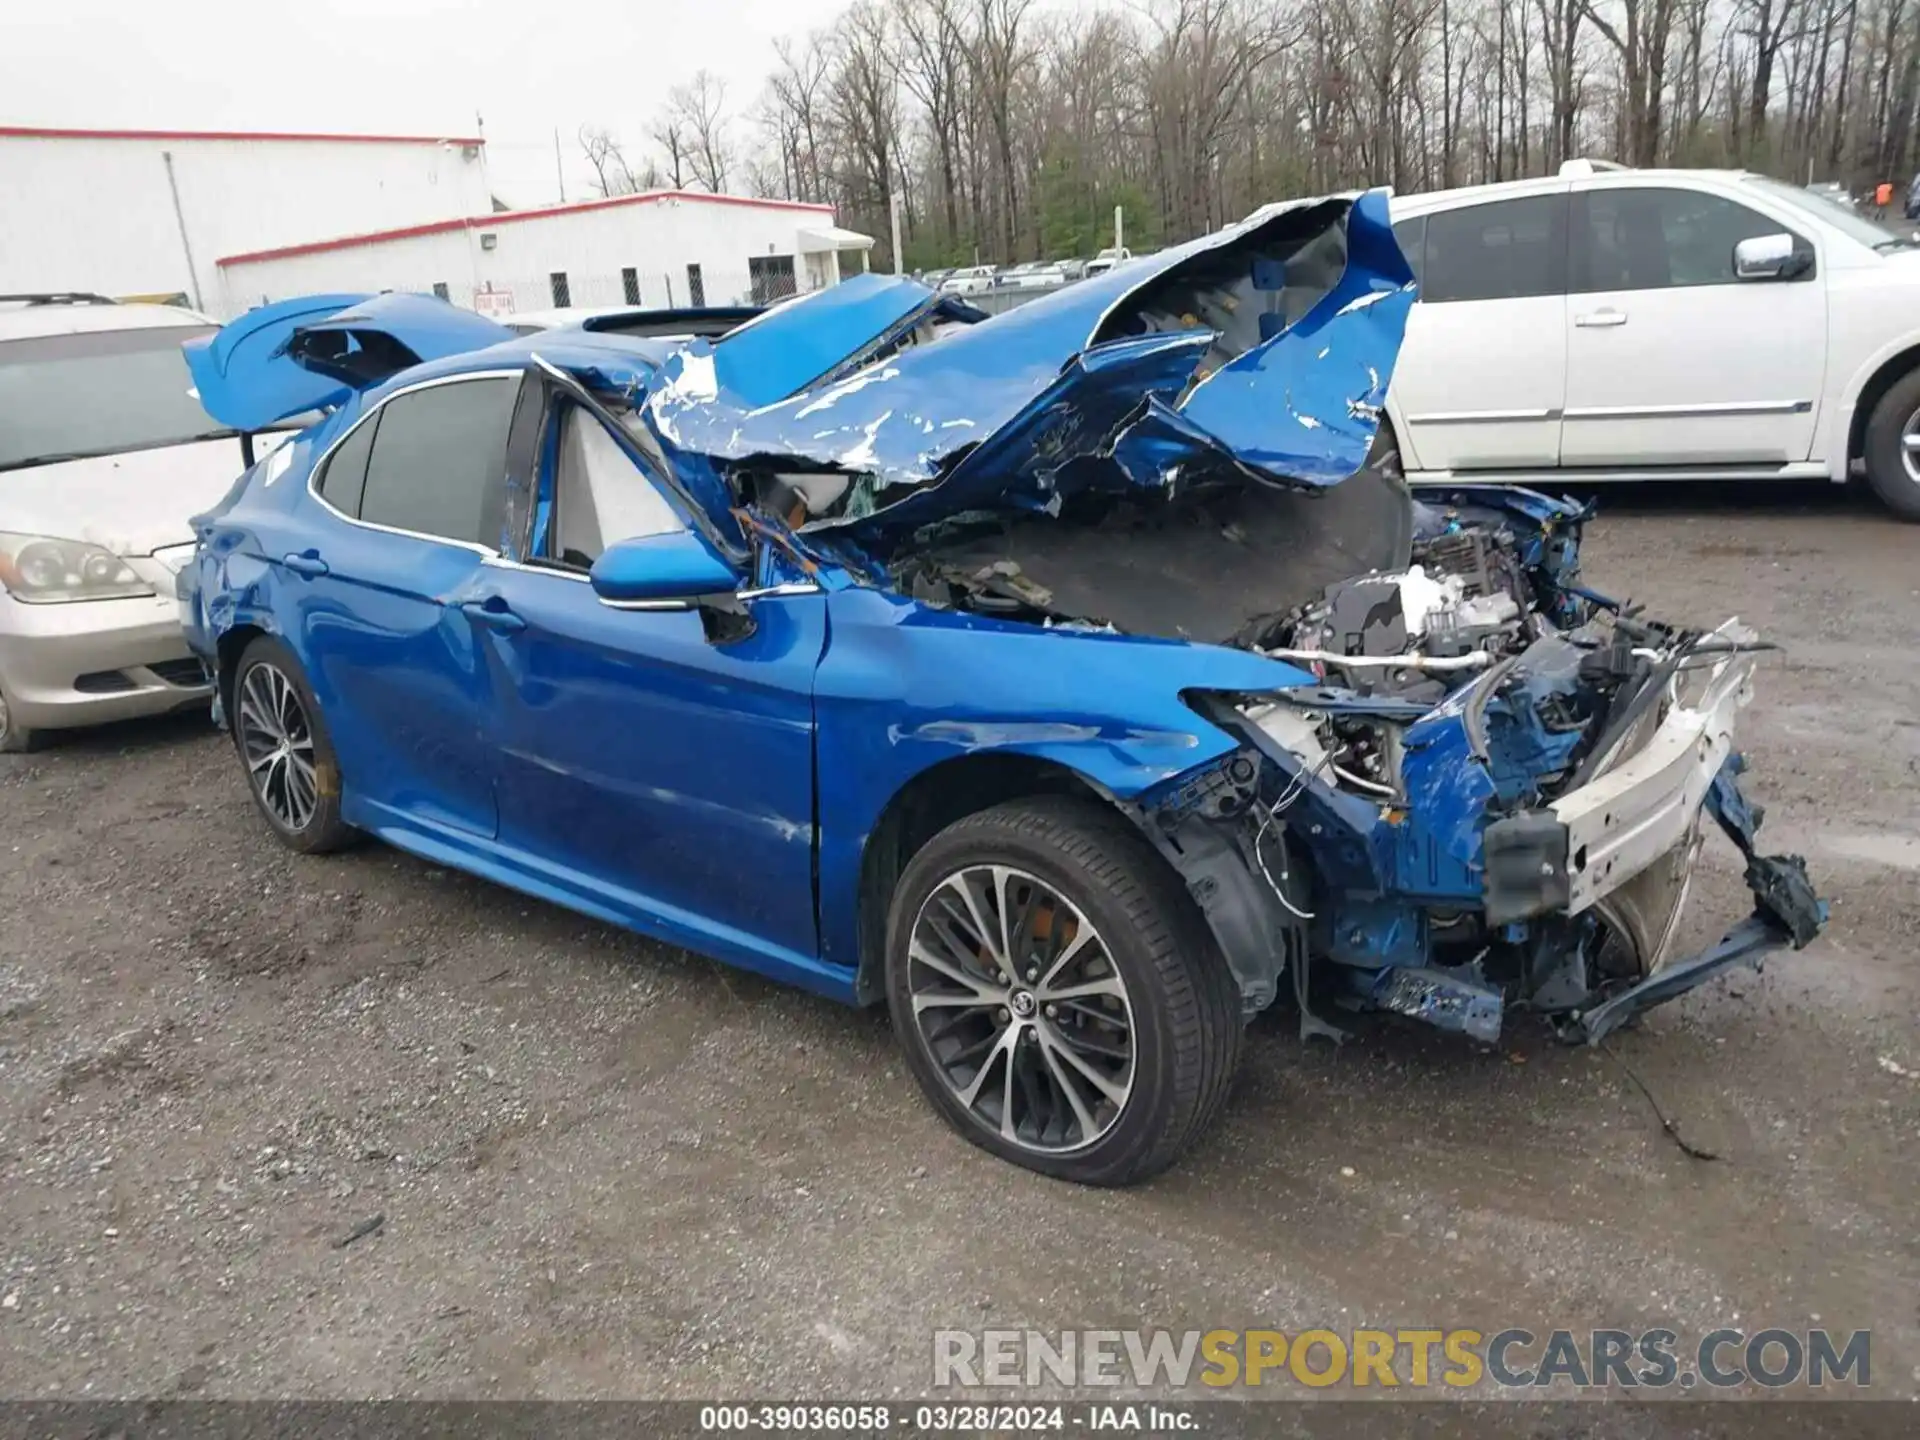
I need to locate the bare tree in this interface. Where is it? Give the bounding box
[649,111,690,189]
[578,125,639,196]
[716,0,1916,278]
[671,70,736,192]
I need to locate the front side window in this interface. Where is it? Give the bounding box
[355,377,518,547]
[1420,194,1567,303]
[1574,186,1809,291]
[550,406,686,567]
[0,324,226,470]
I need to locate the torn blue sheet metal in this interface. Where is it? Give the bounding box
[182,292,369,432]
[183,291,517,432]
[709,273,985,407]
[1168,191,1414,485]
[642,189,1416,543]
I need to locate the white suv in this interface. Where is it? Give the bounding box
[0,294,274,750]
[1380,162,1920,519]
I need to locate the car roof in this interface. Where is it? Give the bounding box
[1389,166,1761,216]
[357,327,678,404]
[502,304,644,330]
[0,297,215,342]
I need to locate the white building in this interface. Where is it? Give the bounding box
[213,190,876,318]
[0,125,493,315]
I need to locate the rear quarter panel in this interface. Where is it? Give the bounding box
[181,409,354,682]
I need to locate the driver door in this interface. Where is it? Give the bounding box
[467,386,827,969]
[1560,182,1828,466]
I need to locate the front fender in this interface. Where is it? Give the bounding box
[812,585,1312,971]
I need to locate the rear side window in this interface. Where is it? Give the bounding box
[1392,215,1426,285]
[357,377,518,548]
[316,412,377,517]
[1421,194,1567,303]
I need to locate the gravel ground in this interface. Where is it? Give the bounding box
[0,485,1915,1406]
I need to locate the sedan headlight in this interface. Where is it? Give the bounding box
[0,532,155,604]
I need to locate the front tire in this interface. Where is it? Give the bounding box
[0,681,41,754]
[230,636,355,853]
[1861,369,1920,521]
[885,797,1242,1186]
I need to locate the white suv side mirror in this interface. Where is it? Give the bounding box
[1734,233,1802,280]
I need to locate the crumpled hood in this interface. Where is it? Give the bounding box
[0,437,258,554]
[707,272,985,406]
[641,189,1414,546]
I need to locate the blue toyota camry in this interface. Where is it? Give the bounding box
[178,192,1822,1184]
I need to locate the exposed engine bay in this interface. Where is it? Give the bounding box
[875,474,1826,1047]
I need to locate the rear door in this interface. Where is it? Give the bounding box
[291,371,532,839]
[1559,182,1826,466]
[1391,189,1570,472]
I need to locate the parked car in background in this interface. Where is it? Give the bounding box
[1056,258,1090,281]
[0,293,287,752]
[939,265,997,295]
[175,204,1820,1184]
[918,268,955,290]
[1084,246,1133,278]
[1805,180,1856,211]
[995,262,1068,291]
[1380,160,1920,518]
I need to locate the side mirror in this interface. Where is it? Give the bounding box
[589,530,738,606]
[1733,233,1802,280]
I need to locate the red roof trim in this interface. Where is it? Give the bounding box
[0,125,487,147]
[216,190,839,267]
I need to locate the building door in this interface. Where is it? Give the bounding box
[748,255,796,305]
[687,263,706,307]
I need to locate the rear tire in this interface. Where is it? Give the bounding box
[885,796,1242,1186]
[1861,369,1920,520]
[230,636,355,854]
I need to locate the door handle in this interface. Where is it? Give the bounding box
[282,551,329,577]
[460,598,526,633]
[1575,309,1628,328]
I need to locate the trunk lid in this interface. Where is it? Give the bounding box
[183,292,518,432]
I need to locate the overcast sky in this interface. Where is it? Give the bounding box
[3,0,853,206]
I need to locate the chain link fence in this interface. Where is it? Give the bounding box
[443,264,801,318]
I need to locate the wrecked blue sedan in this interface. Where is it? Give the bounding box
[177,191,1822,1185]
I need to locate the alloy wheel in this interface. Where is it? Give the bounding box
[905,864,1136,1154]
[1903,407,1920,485]
[236,662,319,832]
